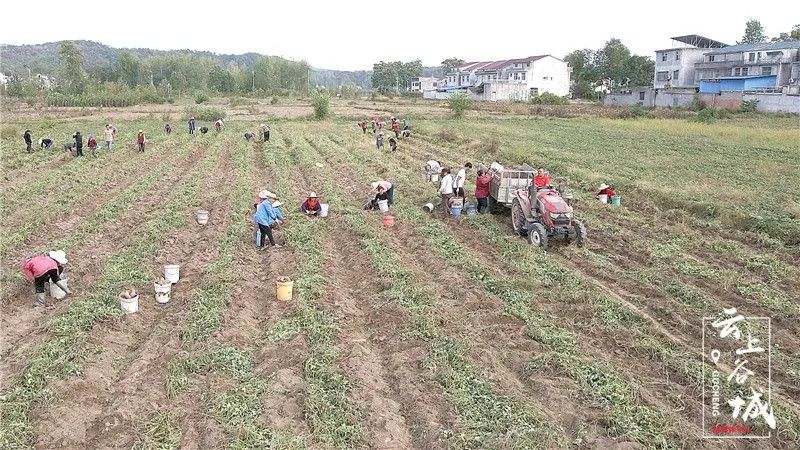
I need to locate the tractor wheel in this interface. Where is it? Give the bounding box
[573,219,587,247]
[511,198,528,236]
[529,223,548,248]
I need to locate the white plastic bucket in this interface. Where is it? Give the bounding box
[119,293,139,314]
[196,209,209,225]
[320,203,329,218]
[154,281,171,304]
[423,203,435,213]
[598,194,609,204]
[50,278,68,300]
[377,200,389,212]
[164,264,180,284]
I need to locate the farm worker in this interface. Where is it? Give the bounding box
[365,185,390,210]
[24,130,33,152]
[301,192,322,216]
[388,137,398,152]
[137,130,146,152]
[200,126,209,134]
[244,131,255,141]
[533,167,551,189]
[73,131,83,157]
[39,138,53,150]
[401,118,409,130]
[260,124,271,142]
[371,120,377,134]
[23,250,71,307]
[425,160,441,173]
[453,162,472,198]
[376,132,384,150]
[165,123,172,134]
[103,124,115,150]
[87,135,98,154]
[253,190,283,249]
[439,168,454,218]
[358,120,367,134]
[378,120,386,129]
[391,120,400,138]
[372,179,394,205]
[596,183,617,201]
[475,169,491,213]
[214,119,224,132]
[188,117,196,134]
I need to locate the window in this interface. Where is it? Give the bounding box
[673,70,679,80]
[734,68,741,76]
[761,67,772,76]
[708,55,716,62]
[656,71,669,81]
[742,67,748,76]
[521,72,526,80]
[661,52,667,62]
[639,91,646,100]
[748,53,756,62]
[675,51,680,60]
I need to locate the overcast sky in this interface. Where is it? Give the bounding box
[1,0,797,70]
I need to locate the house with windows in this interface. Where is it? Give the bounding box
[654,35,728,89]
[409,77,439,93]
[435,55,569,100]
[695,40,800,93]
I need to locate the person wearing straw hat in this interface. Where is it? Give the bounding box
[22,250,71,307]
[253,190,283,249]
[301,192,322,216]
[261,124,271,142]
[595,183,617,201]
[371,180,394,205]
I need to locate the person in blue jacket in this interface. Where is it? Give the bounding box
[253,190,283,249]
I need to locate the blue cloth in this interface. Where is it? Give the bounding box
[253,201,281,226]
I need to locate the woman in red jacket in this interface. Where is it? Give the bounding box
[22,250,71,306]
[474,169,491,213]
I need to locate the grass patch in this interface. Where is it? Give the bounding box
[663,280,710,310]
[135,411,182,450]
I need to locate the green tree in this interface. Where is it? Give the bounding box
[448,93,472,118]
[371,60,423,93]
[622,55,655,87]
[310,88,330,119]
[739,19,767,44]
[58,41,86,94]
[207,65,236,92]
[771,24,800,42]
[116,51,141,87]
[441,57,465,75]
[595,38,631,84]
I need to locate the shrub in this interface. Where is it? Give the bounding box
[184,106,225,121]
[270,96,279,105]
[695,107,729,123]
[448,93,472,118]
[741,99,759,113]
[687,95,706,112]
[310,89,330,120]
[194,91,209,104]
[529,92,569,105]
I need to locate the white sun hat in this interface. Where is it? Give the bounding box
[49,250,68,265]
[371,182,379,190]
[599,183,609,190]
[308,192,318,198]
[259,190,277,199]
[272,200,283,208]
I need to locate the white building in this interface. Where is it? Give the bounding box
[0,72,10,88]
[654,35,728,89]
[409,76,439,92]
[440,55,570,100]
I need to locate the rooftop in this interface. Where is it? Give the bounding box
[671,34,728,49]
[455,55,554,73]
[707,40,800,54]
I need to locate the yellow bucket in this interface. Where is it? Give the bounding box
[276,278,294,302]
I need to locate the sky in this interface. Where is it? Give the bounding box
[1,0,797,70]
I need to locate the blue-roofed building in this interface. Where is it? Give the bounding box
[695,40,800,92]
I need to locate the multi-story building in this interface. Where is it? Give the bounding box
[696,40,800,92]
[409,77,440,92]
[439,55,570,100]
[653,35,728,89]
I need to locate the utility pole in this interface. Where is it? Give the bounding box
[307,68,310,95]
[252,70,255,91]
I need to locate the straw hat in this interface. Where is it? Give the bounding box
[48,250,68,265]
[308,192,318,198]
[259,190,277,199]
[138,129,143,133]
[371,182,379,190]
[272,200,283,208]
[599,183,609,190]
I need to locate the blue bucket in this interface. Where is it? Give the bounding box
[450,207,462,216]
[465,203,477,216]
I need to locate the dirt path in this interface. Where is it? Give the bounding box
[30,143,235,449]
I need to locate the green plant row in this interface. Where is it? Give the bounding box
[0,148,219,449]
[261,137,362,449]
[289,133,565,448]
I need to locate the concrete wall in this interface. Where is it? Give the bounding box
[603,89,800,113]
[529,56,570,96]
[476,82,529,101]
[654,48,706,88]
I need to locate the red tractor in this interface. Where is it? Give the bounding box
[488,162,586,248]
[511,186,586,248]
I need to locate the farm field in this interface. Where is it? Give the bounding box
[1,103,799,449]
